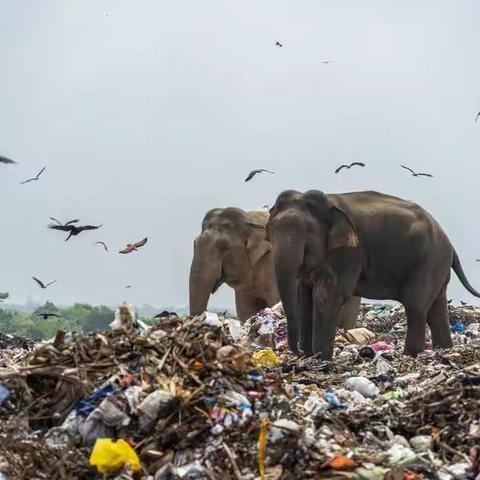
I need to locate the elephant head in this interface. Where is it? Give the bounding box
[267,190,360,354]
[189,208,271,316]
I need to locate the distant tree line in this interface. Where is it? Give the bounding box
[0,302,116,339]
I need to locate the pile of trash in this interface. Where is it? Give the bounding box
[0,303,479,479]
[0,331,35,351]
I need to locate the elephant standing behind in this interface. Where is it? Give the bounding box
[267,189,480,359]
[189,206,362,324]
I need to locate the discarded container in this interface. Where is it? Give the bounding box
[89,438,141,473]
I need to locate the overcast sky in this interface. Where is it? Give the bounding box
[0,0,479,310]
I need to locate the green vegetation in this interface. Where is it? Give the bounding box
[0,302,116,339]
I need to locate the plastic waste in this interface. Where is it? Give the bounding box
[324,391,342,408]
[89,438,141,473]
[370,341,393,352]
[373,355,394,375]
[175,460,204,478]
[466,322,480,336]
[200,311,221,327]
[252,348,280,366]
[80,398,131,445]
[304,394,330,417]
[386,444,417,466]
[451,321,466,334]
[0,385,9,406]
[228,318,244,341]
[344,376,379,398]
[409,435,432,452]
[76,384,117,416]
[138,390,179,433]
[269,419,301,443]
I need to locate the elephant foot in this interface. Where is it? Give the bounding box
[402,343,424,357]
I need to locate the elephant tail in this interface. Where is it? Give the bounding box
[452,249,480,298]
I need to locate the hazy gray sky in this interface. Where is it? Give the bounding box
[1,0,479,309]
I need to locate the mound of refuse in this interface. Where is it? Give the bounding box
[0,303,479,479]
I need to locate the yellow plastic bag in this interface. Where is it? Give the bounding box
[89,438,141,473]
[252,349,280,367]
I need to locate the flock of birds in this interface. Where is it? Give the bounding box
[244,161,433,183]
[0,154,149,307]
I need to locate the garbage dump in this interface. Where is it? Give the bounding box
[0,302,479,479]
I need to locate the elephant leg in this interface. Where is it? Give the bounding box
[235,290,266,321]
[427,288,453,350]
[338,296,361,330]
[403,304,429,356]
[297,281,313,356]
[311,273,342,360]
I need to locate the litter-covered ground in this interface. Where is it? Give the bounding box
[0,303,479,480]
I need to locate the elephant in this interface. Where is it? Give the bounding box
[266,189,480,359]
[189,206,363,324]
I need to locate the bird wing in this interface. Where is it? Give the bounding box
[96,241,108,252]
[79,224,102,232]
[36,166,46,178]
[400,165,416,174]
[48,224,73,231]
[32,277,45,288]
[416,173,433,177]
[334,165,348,174]
[119,244,134,254]
[49,217,62,225]
[0,155,16,164]
[350,162,365,167]
[48,313,60,317]
[46,280,57,287]
[65,219,80,225]
[20,178,35,184]
[475,112,480,122]
[134,237,148,248]
[259,169,274,174]
[245,170,256,182]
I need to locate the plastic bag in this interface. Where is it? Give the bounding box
[252,349,280,366]
[89,438,140,473]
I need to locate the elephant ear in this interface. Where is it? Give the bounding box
[246,222,272,266]
[328,207,359,251]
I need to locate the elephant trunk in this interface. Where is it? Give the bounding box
[189,234,222,316]
[271,214,305,353]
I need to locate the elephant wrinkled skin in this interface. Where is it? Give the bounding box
[267,189,480,358]
[189,207,362,325]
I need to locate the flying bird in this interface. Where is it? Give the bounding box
[20,166,46,184]
[461,301,468,306]
[334,162,365,174]
[245,169,274,182]
[475,111,480,122]
[125,285,132,289]
[321,60,333,64]
[0,155,17,164]
[36,312,60,320]
[275,41,283,47]
[48,217,102,241]
[94,241,109,252]
[32,277,57,289]
[475,259,480,263]
[119,237,148,254]
[400,165,433,178]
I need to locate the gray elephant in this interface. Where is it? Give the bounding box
[189,206,362,324]
[266,189,480,358]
